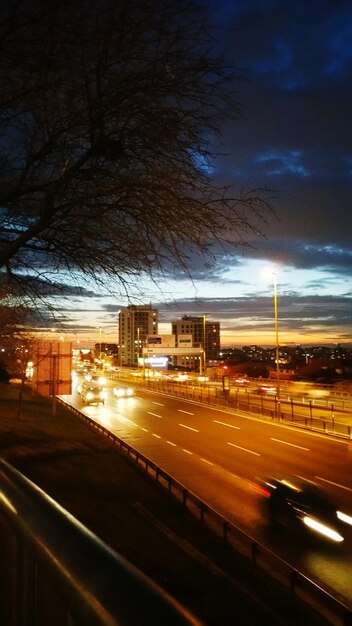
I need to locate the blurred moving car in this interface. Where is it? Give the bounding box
[78,382,106,406]
[233,377,250,386]
[257,476,352,544]
[90,374,107,385]
[113,384,134,398]
[256,385,277,395]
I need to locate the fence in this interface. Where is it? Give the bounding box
[59,398,352,626]
[0,457,201,626]
[126,375,352,440]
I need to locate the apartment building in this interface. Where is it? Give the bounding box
[171,315,220,369]
[118,305,158,366]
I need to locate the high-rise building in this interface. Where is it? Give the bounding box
[118,305,158,366]
[171,315,220,369]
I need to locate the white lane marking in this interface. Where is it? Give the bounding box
[141,427,148,432]
[179,423,199,432]
[152,433,161,439]
[227,442,260,456]
[183,449,193,455]
[270,438,310,451]
[200,458,214,465]
[152,401,164,406]
[166,440,177,447]
[214,419,240,430]
[316,476,352,493]
[147,411,162,418]
[177,409,194,415]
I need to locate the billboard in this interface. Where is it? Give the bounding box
[33,341,72,396]
[178,334,193,347]
[147,334,176,348]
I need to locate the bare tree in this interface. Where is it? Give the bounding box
[0,0,274,302]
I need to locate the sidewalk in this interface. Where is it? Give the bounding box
[0,384,330,625]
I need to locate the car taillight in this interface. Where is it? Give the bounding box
[250,482,271,498]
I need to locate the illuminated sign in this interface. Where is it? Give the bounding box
[178,334,192,347]
[147,335,175,348]
[148,336,162,345]
[146,356,168,368]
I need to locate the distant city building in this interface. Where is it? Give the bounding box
[171,315,220,369]
[94,343,118,357]
[118,305,158,366]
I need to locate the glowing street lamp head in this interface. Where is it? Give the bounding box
[262,266,278,281]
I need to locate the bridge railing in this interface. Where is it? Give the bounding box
[60,398,352,626]
[126,375,352,440]
[0,458,201,626]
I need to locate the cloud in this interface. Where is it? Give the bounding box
[156,292,352,341]
[203,0,352,260]
[18,1,352,348]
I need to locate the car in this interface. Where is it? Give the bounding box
[90,374,107,385]
[113,384,134,398]
[258,475,352,544]
[257,384,277,395]
[78,382,106,405]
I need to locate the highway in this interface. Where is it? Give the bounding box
[64,376,352,606]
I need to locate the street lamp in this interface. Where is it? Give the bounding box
[137,327,140,364]
[203,314,207,375]
[272,271,280,414]
[263,267,280,416]
[198,314,207,376]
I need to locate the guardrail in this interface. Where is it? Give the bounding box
[0,457,201,626]
[125,376,352,440]
[59,398,352,626]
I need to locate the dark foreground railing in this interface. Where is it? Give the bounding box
[0,458,201,626]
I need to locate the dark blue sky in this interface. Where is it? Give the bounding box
[52,1,352,347]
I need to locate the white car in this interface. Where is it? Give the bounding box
[113,385,134,398]
[78,382,106,405]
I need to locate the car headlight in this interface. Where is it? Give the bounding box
[337,510,352,526]
[303,516,344,542]
[86,392,94,400]
[114,388,124,397]
[126,388,134,396]
[99,391,105,399]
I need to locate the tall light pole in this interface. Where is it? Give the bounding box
[272,271,280,415]
[203,314,207,375]
[137,327,140,364]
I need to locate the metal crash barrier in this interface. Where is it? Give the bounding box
[0,458,201,626]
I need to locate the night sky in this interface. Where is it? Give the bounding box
[52,1,352,347]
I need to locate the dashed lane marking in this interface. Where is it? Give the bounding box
[270,438,309,451]
[179,423,199,432]
[214,419,240,430]
[227,442,260,456]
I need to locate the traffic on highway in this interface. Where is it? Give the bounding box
[62,370,352,608]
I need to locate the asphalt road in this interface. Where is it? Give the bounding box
[63,377,352,607]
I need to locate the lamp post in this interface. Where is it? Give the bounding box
[137,327,140,365]
[203,314,207,376]
[272,271,281,416]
